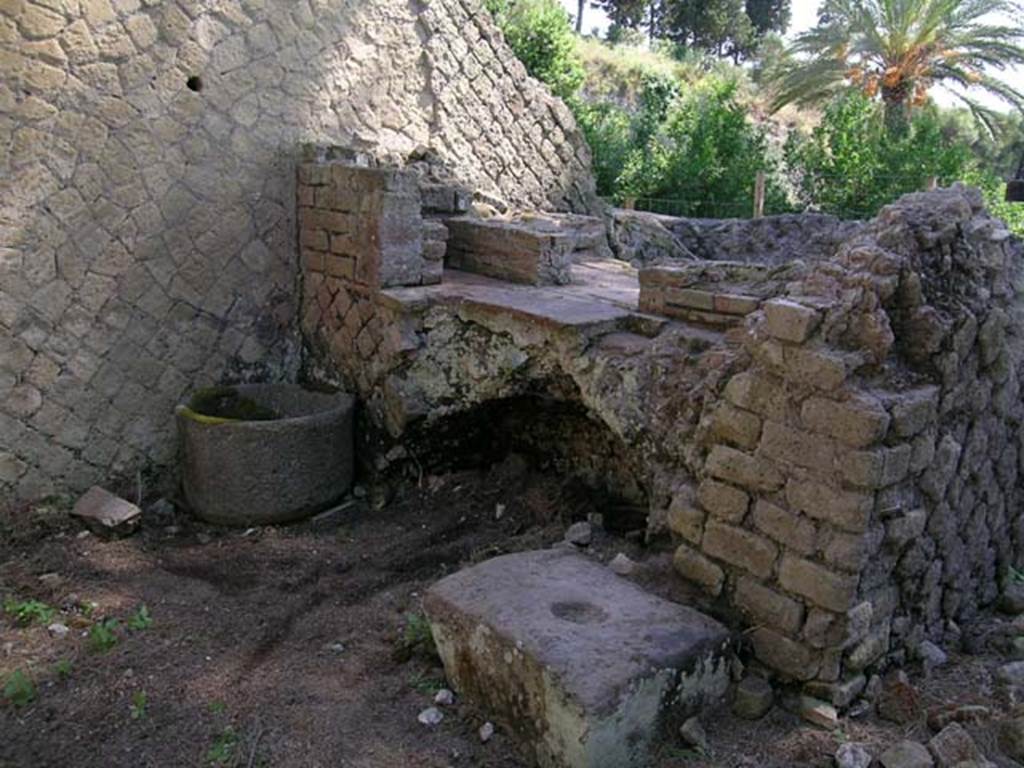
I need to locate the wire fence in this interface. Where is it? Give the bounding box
[600,170,951,221]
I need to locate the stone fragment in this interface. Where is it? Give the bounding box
[70,486,141,535]
[565,521,592,547]
[678,717,707,752]
[927,723,983,767]
[608,553,636,576]
[710,403,762,450]
[434,689,455,706]
[732,676,773,720]
[1000,582,1024,614]
[877,671,920,725]
[425,550,730,768]
[999,716,1024,761]
[804,675,866,708]
[673,544,725,596]
[927,705,991,732]
[764,299,820,343]
[479,721,495,743]
[917,640,948,672]
[835,743,872,768]
[799,695,838,729]
[47,623,70,638]
[418,707,443,726]
[880,741,934,768]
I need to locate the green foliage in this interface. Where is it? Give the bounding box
[964,169,1024,238]
[784,92,974,218]
[206,726,239,766]
[618,77,787,217]
[3,669,36,708]
[54,659,73,680]
[208,700,227,715]
[89,618,120,653]
[408,672,447,695]
[127,605,152,631]
[3,598,56,627]
[570,99,634,195]
[489,0,585,99]
[130,690,148,720]
[398,613,437,658]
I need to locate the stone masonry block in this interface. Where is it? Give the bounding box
[886,386,940,438]
[710,403,762,450]
[801,394,890,449]
[781,346,847,391]
[751,627,820,681]
[706,445,784,493]
[697,479,749,523]
[667,494,705,545]
[723,371,787,420]
[779,555,858,612]
[674,543,725,596]
[702,521,778,579]
[735,576,804,634]
[840,444,912,489]
[786,479,873,533]
[758,421,836,473]
[752,499,817,556]
[764,299,821,344]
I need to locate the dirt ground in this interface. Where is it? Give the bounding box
[2,460,1023,768]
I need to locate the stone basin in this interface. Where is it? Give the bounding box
[176,383,355,526]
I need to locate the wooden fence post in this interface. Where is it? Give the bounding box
[753,171,766,219]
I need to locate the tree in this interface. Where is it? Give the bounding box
[489,0,585,99]
[770,0,1024,134]
[592,0,664,42]
[745,0,790,37]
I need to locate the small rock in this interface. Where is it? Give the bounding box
[1008,637,1024,660]
[927,704,991,732]
[928,723,982,767]
[608,553,636,576]
[918,640,949,672]
[38,573,61,588]
[679,716,707,752]
[565,521,592,547]
[835,742,872,768]
[878,671,921,724]
[495,503,505,520]
[1000,582,1024,614]
[733,675,773,720]
[999,716,1024,761]
[144,498,176,526]
[197,533,212,545]
[479,721,495,743]
[352,485,367,499]
[879,740,934,768]
[324,642,345,654]
[799,695,838,729]
[434,689,455,706]
[70,486,141,537]
[47,623,70,639]
[417,707,444,726]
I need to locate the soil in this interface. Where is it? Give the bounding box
[2,460,1024,768]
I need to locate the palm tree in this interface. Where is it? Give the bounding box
[770,0,1024,134]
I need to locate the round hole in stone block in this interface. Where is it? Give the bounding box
[186,75,203,92]
[550,600,608,625]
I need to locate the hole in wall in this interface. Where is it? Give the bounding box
[186,75,203,92]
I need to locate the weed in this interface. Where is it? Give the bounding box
[3,598,56,627]
[394,612,436,662]
[662,745,703,761]
[127,605,152,631]
[3,669,36,708]
[130,691,147,720]
[408,672,446,695]
[89,618,119,652]
[54,659,73,680]
[206,726,239,766]
[1010,566,1024,584]
[208,700,227,715]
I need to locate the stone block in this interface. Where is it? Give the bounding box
[702,521,778,579]
[714,293,760,316]
[734,576,804,634]
[801,394,890,448]
[879,741,933,768]
[445,215,581,286]
[667,495,704,544]
[927,722,983,767]
[764,299,821,343]
[723,371,787,420]
[697,479,748,523]
[750,627,820,681]
[706,445,784,493]
[732,676,774,719]
[426,549,730,768]
[887,387,939,438]
[840,445,912,489]
[70,485,140,535]
[781,346,847,390]
[779,555,858,612]
[710,403,762,450]
[786,479,873,533]
[751,499,816,555]
[758,421,835,473]
[674,543,725,596]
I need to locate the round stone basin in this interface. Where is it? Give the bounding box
[176,384,355,526]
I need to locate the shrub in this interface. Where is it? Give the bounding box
[618,77,787,217]
[784,92,973,219]
[488,0,585,100]
[570,99,633,196]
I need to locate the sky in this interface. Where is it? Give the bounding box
[560,0,1021,111]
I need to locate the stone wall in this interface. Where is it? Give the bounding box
[670,186,1024,697]
[0,0,596,501]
